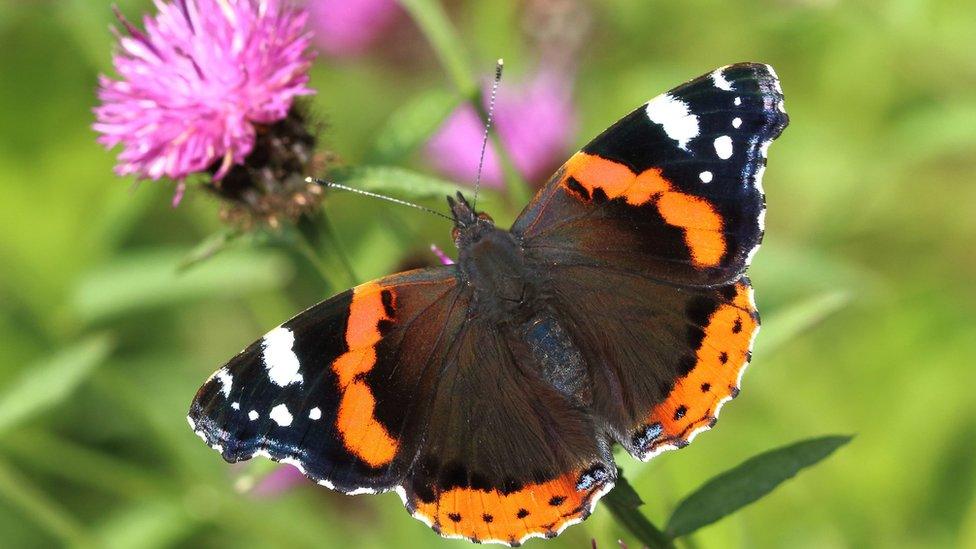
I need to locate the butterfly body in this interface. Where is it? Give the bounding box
[189,63,788,545]
[451,192,595,407]
[451,196,529,316]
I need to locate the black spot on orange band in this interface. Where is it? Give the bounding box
[636,280,758,457]
[409,465,613,543]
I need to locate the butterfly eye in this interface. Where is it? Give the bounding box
[477,212,494,223]
[452,226,461,242]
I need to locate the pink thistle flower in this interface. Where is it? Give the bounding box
[308,0,401,57]
[94,0,316,183]
[425,71,577,188]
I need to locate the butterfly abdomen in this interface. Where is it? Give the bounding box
[521,314,591,406]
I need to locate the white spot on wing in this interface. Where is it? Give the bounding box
[714,136,733,159]
[262,326,303,387]
[231,402,240,410]
[711,67,733,91]
[732,117,742,128]
[309,407,322,420]
[734,96,742,106]
[645,93,699,150]
[248,410,259,421]
[270,403,293,427]
[699,171,713,183]
[214,368,233,398]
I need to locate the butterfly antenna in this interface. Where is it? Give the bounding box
[472,58,504,211]
[307,178,454,222]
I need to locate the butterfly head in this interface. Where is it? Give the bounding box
[448,192,494,245]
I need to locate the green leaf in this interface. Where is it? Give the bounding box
[95,498,197,549]
[603,472,675,549]
[757,291,851,358]
[0,335,112,435]
[0,457,91,546]
[369,88,461,164]
[666,435,853,538]
[1,430,160,499]
[71,248,294,323]
[337,166,460,200]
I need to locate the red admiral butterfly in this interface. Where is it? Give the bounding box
[189,63,788,545]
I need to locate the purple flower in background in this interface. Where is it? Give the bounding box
[308,0,401,57]
[252,463,306,496]
[425,72,577,188]
[94,0,315,183]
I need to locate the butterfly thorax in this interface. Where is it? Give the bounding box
[449,192,531,320]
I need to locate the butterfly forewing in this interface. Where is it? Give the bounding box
[188,267,462,493]
[514,63,787,286]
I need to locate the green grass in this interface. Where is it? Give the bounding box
[1,0,975,547]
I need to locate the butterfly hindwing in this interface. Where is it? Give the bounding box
[402,314,616,544]
[514,63,787,286]
[541,265,759,461]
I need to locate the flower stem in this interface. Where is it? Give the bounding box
[398,0,477,97]
[400,0,532,207]
[290,225,343,294]
[603,472,676,549]
[318,211,359,286]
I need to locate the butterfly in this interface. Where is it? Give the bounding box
[189,63,788,545]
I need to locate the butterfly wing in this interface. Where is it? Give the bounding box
[513,63,787,286]
[513,63,785,459]
[401,314,616,545]
[543,267,759,460]
[189,266,616,544]
[188,266,464,494]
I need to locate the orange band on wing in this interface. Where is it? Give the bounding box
[337,378,398,467]
[642,280,758,453]
[656,193,725,267]
[562,152,726,268]
[331,282,399,468]
[411,466,612,544]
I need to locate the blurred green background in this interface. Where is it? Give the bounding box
[1,0,975,547]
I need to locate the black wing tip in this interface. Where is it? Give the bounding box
[721,62,783,86]
[187,400,396,496]
[740,62,790,132]
[186,396,277,467]
[677,62,788,140]
[187,399,245,463]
